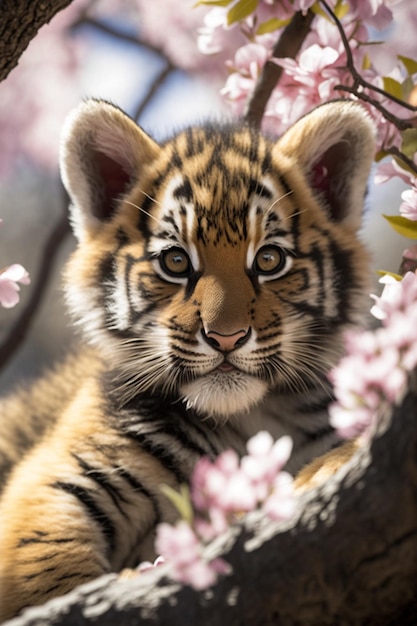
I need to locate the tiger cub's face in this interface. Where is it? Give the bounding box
[61,100,375,418]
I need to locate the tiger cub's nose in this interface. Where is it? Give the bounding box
[202,328,251,353]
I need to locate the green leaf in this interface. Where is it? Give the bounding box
[382,76,404,100]
[334,0,350,19]
[362,53,372,71]
[401,128,417,159]
[311,2,331,20]
[227,0,259,25]
[398,54,417,76]
[376,270,402,280]
[256,17,289,35]
[374,148,389,162]
[383,215,417,239]
[392,154,417,177]
[160,484,194,524]
[194,0,233,7]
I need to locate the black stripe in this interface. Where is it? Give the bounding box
[72,454,130,519]
[302,423,335,442]
[277,173,293,197]
[24,567,57,581]
[184,270,202,301]
[17,536,76,548]
[51,481,116,553]
[38,575,94,598]
[116,467,162,525]
[124,431,187,484]
[147,422,213,459]
[173,177,193,202]
[19,553,60,564]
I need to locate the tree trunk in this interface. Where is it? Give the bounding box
[0,0,74,82]
[5,380,417,626]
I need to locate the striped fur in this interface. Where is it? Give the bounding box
[0,99,375,620]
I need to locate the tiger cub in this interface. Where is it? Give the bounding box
[0,99,375,620]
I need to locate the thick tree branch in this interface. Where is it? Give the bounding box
[244,10,315,128]
[0,0,75,82]
[5,379,417,626]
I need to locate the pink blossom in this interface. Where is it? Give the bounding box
[221,43,270,112]
[348,0,397,30]
[291,0,316,13]
[192,432,294,525]
[374,159,414,186]
[153,432,296,590]
[137,555,165,573]
[0,264,30,308]
[370,274,402,320]
[155,521,230,590]
[399,184,417,221]
[263,471,297,521]
[371,272,417,320]
[197,7,242,58]
[266,38,359,127]
[330,271,417,439]
[400,245,417,275]
[241,432,293,501]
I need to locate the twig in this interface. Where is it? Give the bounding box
[71,15,173,65]
[319,0,417,127]
[335,84,417,133]
[0,195,70,372]
[243,10,315,128]
[384,145,417,174]
[133,62,175,122]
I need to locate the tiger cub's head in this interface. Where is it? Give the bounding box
[60,99,375,418]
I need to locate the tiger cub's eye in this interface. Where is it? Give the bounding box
[159,247,192,277]
[253,245,286,276]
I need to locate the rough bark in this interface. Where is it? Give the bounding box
[4,380,417,626]
[244,10,315,128]
[0,0,75,82]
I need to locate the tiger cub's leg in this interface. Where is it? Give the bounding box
[294,439,361,491]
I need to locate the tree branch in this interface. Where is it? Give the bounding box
[0,0,75,82]
[71,14,174,67]
[0,201,70,372]
[243,10,315,128]
[133,63,175,122]
[6,378,417,626]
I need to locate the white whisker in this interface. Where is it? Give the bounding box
[123,199,163,226]
[265,189,294,216]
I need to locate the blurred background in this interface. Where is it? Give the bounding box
[0,0,413,393]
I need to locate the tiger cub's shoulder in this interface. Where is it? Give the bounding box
[0,348,102,493]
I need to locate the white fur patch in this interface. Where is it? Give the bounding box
[180,371,268,418]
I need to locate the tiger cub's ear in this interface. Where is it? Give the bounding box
[275,100,376,229]
[60,99,160,241]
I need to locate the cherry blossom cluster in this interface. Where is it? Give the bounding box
[0,221,30,308]
[148,432,296,590]
[197,0,417,217]
[329,271,417,440]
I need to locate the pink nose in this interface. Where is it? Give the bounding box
[203,328,251,352]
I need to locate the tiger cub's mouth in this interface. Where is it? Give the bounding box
[215,362,238,373]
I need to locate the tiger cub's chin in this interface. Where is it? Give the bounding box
[180,370,269,418]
